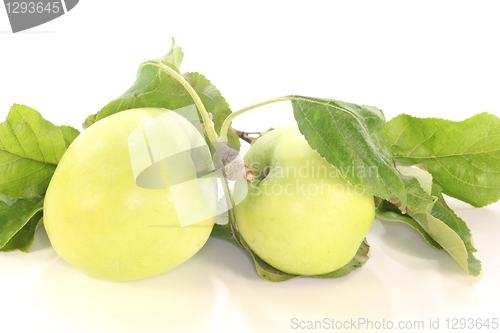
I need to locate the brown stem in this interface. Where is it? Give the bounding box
[232,127,275,144]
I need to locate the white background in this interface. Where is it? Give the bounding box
[1,1,500,332]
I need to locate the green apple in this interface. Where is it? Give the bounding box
[233,127,375,275]
[44,108,215,281]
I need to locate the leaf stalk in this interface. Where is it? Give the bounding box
[219,96,291,141]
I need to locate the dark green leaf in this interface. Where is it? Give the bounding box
[386,113,500,207]
[211,192,370,282]
[210,222,238,243]
[239,236,370,282]
[237,236,298,282]
[0,194,44,252]
[1,214,42,252]
[316,239,370,279]
[90,41,240,148]
[290,96,433,213]
[0,104,66,198]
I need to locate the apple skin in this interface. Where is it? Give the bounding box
[234,127,375,276]
[44,108,214,281]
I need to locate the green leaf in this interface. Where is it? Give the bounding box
[158,37,184,73]
[58,125,80,148]
[240,236,298,282]
[1,214,43,252]
[386,112,500,207]
[211,201,370,282]
[82,113,96,130]
[90,41,240,148]
[240,237,370,282]
[0,194,44,252]
[408,188,469,275]
[376,167,480,276]
[0,104,67,198]
[430,185,481,276]
[316,239,370,279]
[210,223,238,243]
[376,201,443,249]
[290,96,434,213]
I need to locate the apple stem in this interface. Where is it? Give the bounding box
[140,62,253,245]
[219,96,291,142]
[146,61,220,143]
[146,61,254,183]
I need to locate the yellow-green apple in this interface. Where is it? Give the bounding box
[233,127,375,275]
[44,108,215,281]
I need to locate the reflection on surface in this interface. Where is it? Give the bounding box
[34,248,221,332]
[0,205,498,332]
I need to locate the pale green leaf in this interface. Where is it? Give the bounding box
[58,125,80,148]
[409,195,469,273]
[158,37,184,73]
[430,185,481,276]
[82,113,96,130]
[396,165,432,195]
[376,180,481,276]
[375,202,442,249]
[386,113,500,207]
